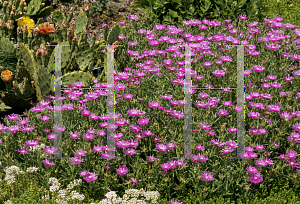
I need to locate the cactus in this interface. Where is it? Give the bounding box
[106,24,120,45]
[52,10,66,29]
[14,65,36,99]
[61,71,95,88]
[0,38,19,74]
[26,0,43,15]
[19,43,53,101]
[47,41,71,72]
[75,43,93,72]
[75,12,88,36]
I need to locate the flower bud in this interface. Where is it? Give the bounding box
[62,20,67,29]
[84,3,89,12]
[41,3,45,6]
[55,22,60,32]
[1,70,13,82]
[61,6,65,13]
[6,20,13,30]
[69,7,74,14]
[23,24,28,33]
[17,26,22,34]
[67,26,73,37]
[72,36,77,44]
[36,49,41,57]
[3,1,8,7]
[10,11,14,18]
[92,30,96,38]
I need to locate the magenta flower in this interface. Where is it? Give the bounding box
[202,62,212,67]
[255,158,267,167]
[80,170,89,177]
[74,149,88,157]
[130,178,137,184]
[43,159,54,166]
[286,159,299,168]
[201,172,214,181]
[5,113,20,121]
[83,173,98,182]
[156,144,167,152]
[52,125,66,133]
[166,142,175,150]
[124,148,135,155]
[147,155,157,162]
[246,166,258,174]
[148,102,160,108]
[221,146,235,153]
[25,140,38,146]
[69,131,81,141]
[16,146,31,154]
[161,163,170,171]
[82,133,94,140]
[249,173,264,184]
[138,117,149,125]
[70,157,84,165]
[40,115,50,122]
[212,69,226,77]
[43,146,59,156]
[47,134,58,140]
[286,149,297,159]
[196,144,205,151]
[6,125,20,133]
[117,165,128,175]
[97,130,106,137]
[18,117,31,126]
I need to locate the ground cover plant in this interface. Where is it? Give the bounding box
[0,11,300,203]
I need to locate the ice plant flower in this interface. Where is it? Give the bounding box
[249,173,263,184]
[201,172,214,181]
[116,165,128,175]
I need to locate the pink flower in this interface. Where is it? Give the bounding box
[249,173,263,184]
[246,166,258,174]
[47,134,58,140]
[43,159,54,166]
[25,140,38,147]
[84,172,98,182]
[161,163,170,171]
[70,157,84,165]
[130,178,137,184]
[156,144,167,152]
[138,117,149,125]
[117,165,128,175]
[201,172,214,181]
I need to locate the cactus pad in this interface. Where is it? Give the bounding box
[61,71,95,88]
[47,41,71,72]
[75,12,88,35]
[27,0,43,15]
[75,43,93,71]
[107,24,120,45]
[37,6,53,17]
[0,38,19,73]
[52,10,66,28]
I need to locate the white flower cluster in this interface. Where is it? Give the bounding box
[29,143,45,152]
[4,165,25,185]
[49,177,61,192]
[91,189,160,204]
[4,200,13,204]
[67,179,82,190]
[26,167,39,173]
[43,178,85,203]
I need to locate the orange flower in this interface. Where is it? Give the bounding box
[37,22,54,35]
[1,70,13,82]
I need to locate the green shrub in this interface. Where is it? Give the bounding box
[130,0,270,27]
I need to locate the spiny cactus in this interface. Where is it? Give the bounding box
[75,43,94,72]
[107,24,120,45]
[75,12,88,36]
[47,41,71,72]
[19,43,53,101]
[52,10,66,29]
[61,71,95,88]
[0,38,19,74]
